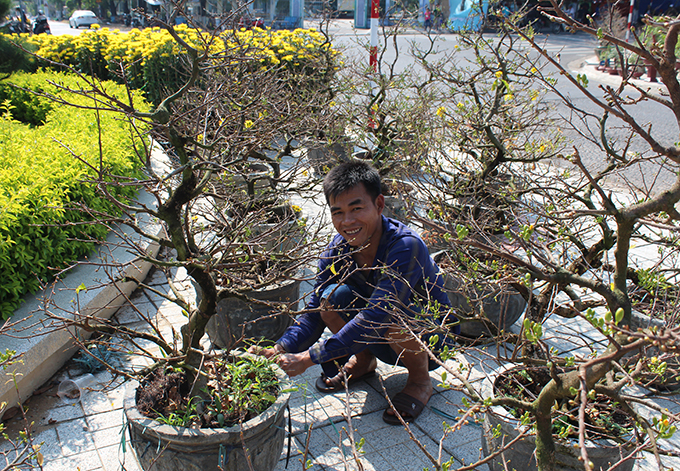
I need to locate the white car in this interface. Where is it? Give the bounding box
[69,10,99,28]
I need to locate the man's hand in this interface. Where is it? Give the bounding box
[247,344,284,359]
[276,351,314,377]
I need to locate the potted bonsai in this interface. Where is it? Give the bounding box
[373,3,680,469]
[20,7,339,470]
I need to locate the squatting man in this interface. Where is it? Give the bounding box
[249,161,458,424]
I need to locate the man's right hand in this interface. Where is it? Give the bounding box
[248,344,285,359]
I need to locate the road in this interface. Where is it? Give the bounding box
[47,20,82,35]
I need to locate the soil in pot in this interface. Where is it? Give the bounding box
[483,365,637,471]
[136,355,280,428]
[127,354,290,471]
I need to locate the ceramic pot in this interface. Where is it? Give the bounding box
[205,277,300,350]
[480,364,636,471]
[124,358,290,471]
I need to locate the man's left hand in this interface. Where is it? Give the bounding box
[277,351,314,377]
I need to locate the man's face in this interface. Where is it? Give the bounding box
[329,183,385,247]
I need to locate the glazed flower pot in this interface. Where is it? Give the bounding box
[124,359,291,471]
[480,364,636,471]
[441,273,526,338]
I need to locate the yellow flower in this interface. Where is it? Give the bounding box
[495,70,503,78]
[291,205,302,213]
[244,120,254,129]
[539,144,546,153]
[504,94,514,102]
[436,106,446,117]
[457,102,465,109]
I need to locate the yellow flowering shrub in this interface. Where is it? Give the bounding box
[22,26,337,105]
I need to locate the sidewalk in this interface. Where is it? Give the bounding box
[2,253,679,470]
[570,54,668,97]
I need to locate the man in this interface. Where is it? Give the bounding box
[249,162,458,424]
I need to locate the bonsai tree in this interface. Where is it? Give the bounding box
[7,0,339,444]
[351,1,680,470]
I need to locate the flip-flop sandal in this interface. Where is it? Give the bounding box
[315,369,376,393]
[382,392,426,425]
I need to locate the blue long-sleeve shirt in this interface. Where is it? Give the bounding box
[277,216,456,365]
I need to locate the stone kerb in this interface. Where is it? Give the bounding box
[0,147,167,411]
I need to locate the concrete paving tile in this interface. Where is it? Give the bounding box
[42,402,85,424]
[112,303,148,326]
[145,267,170,287]
[305,425,351,468]
[346,412,421,453]
[416,389,471,436]
[56,418,96,457]
[0,439,41,468]
[633,452,680,470]
[97,442,144,471]
[105,382,129,410]
[42,449,102,471]
[82,389,118,415]
[33,428,61,461]
[92,423,129,449]
[321,452,389,471]
[274,434,305,469]
[382,430,445,471]
[289,393,347,434]
[452,441,489,470]
[86,409,125,432]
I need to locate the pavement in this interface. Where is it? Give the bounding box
[2,259,679,471]
[1,28,679,471]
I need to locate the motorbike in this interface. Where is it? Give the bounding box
[32,16,51,34]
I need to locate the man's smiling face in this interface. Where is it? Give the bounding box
[329,183,385,248]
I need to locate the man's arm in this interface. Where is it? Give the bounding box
[273,238,344,353]
[308,236,430,364]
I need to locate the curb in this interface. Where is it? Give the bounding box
[0,152,165,412]
[570,55,667,96]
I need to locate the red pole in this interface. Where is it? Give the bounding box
[626,0,635,42]
[369,0,379,70]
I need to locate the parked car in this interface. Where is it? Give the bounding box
[69,10,99,29]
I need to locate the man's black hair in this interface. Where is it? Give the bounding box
[323,161,382,204]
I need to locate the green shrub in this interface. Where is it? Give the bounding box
[0,71,149,319]
[0,81,52,126]
[0,35,38,75]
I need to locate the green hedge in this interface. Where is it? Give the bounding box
[0,71,148,319]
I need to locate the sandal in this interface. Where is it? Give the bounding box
[382,392,426,425]
[315,369,376,393]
